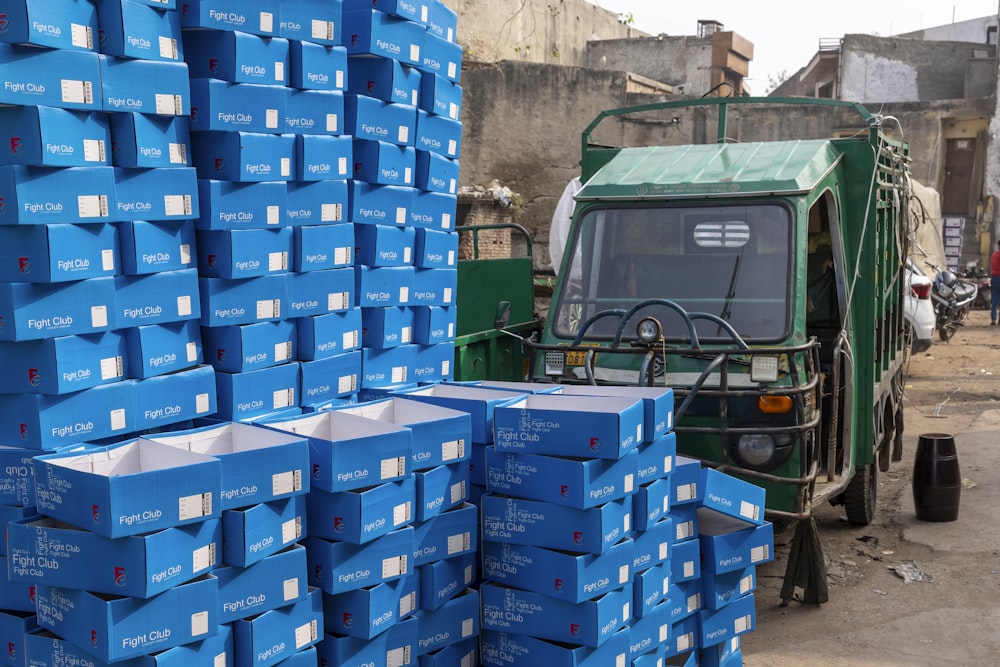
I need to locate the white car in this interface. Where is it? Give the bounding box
[904,259,935,353]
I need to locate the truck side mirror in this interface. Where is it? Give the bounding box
[494,301,512,330]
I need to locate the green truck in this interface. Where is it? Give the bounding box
[455,97,911,602]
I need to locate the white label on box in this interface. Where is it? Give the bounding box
[740,574,753,594]
[337,374,356,394]
[400,591,415,616]
[676,520,693,540]
[71,24,92,49]
[398,325,411,343]
[187,342,198,362]
[273,388,294,409]
[294,620,317,649]
[160,36,178,60]
[338,157,348,176]
[683,560,694,578]
[464,564,473,584]
[664,456,672,474]
[403,247,412,263]
[267,205,280,225]
[449,103,459,120]
[441,212,451,230]
[78,194,107,218]
[100,355,122,380]
[170,142,187,165]
[624,513,630,533]
[260,12,274,34]
[334,245,351,264]
[623,473,635,494]
[659,542,668,561]
[312,20,333,40]
[751,544,770,563]
[450,481,465,503]
[268,252,287,272]
[283,577,299,602]
[393,501,410,526]
[83,139,104,163]
[257,299,280,319]
[662,575,669,594]
[676,483,696,503]
[176,242,192,265]
[329,292,348,311]
[177,295,192,317]
[461,618,473,638]
[381,456,406,480]
[448,323,455,337]
[677,632,693,651]
[443,287,453,303]
[382,555,405,578]
[281,158,291,177]
[274,62,284,82]
[164,194,192,217]
[336,70,344,89]
[387,647,408,667]
[615,656,626,667]
[155,94,182,116]
[403,167,412,184]
[110,407,126,431]
[409,45,420,63]
[441,359,450,375]
[662,495,670,513]
[399,286,409,303]
[92,305,108,328]
[323,204,343,223]
[441,439,464,462]
[658,623,668,642]
[447,250,455,266]
[619,564,629,584]
[447,532,470,555]
[282,517,302,543]
[735,614,752,633]
[273,470,299,496]
[343,330,358,349]
[421,5,429,21]
[326,114,338,133]
[687,593,701,612]
[61,79,92,105]
[622,603,631,624]
[179,492,212,520]
[447,140,457,156]
[191,611,209,636]
[193,544,213,572]
[101,248,115,271]
[276,341,291,362]
[397,126,409,144]
[196,392,210,414]
[396,207,407,225]
[740,500,760,522]
[411,90,418,105]
[266,109,278,129]
[214,654,225,667]
[448,62,457,79]
[391,365,406,383]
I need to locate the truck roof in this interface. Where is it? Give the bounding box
[577,139,843,201]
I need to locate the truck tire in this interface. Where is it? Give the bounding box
[844,463,877,526]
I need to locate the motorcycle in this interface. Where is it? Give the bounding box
[962,261,991,311]
[928,263,979,342]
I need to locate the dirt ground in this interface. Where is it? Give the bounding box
[740,307,1000,666]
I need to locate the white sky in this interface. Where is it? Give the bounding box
[590,1,999,90]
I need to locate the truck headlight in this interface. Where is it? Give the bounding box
[737,434,776,466]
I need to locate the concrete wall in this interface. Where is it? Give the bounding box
[899,16,997,44]
[583,36,714,95]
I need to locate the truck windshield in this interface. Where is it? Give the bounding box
[552,203,793,342]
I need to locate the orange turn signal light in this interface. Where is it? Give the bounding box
[758,395,793,414]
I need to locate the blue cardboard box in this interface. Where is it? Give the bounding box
[133,364,217,431]
[630,597,671,659]
[279,0,342,45]
[362,306,414,348]
[667,578,703,626]
[0,0,97,50]
[481,494,630,556]
[697,592,755,648]
[702,566,756,611]
[355,265,414,307]
[0,506,39,554]
[183,30,289,85]
[232,587,323,667]
[300,350,362,405]
[306,476,414,544]
[701,466,766,525]
[189,78,286,133]
[99,55,190,115]
[296,307,362,360]
[411,502,476,567]
[199,273,288,326]
[285,89,343,135]
[113,166,199,220]
[323,573,417,640]
[348,55,421,105]
[222,494,306,567]
[411,267,455,306]
[671,536,701,585]
[119,219,195,275]
[0,276,115,341]
[34,575,219,662]
[633,515,673,570]
[666,615,701,660]
[700,638,742,667]
[289,41,346,90]
[415,462,468,522]
[493,393,644,460]
[343,9,424,66]
[0,106,109,167]
[32,438,221,536]
[415,110,460,158]
[124,320,202,379]
[214,361,300,422]
[0,557,36,611]
[114,268,200,329]
[557,386,675,445]
[306,527,413,594]
[419,73,461,120]
[426,0,456,42]
[391,383,526,445]
[7,515,220,597]
[286,180,348,225]
[258,408,411,492]
[485,447,637,509]
[353,139,416,186]
[192,131,294,182]
[480,627,629,667]
[637,433,676,487]
[672,455,704,506]
[0,44,102,110]
[697,509,775,574]
[344,94,416,146]
[109,113,191,168]
[481,538,634,604]
[633,477,671,532]
[480,581,630,648]
[361,344,413,388]
[413,589,479,656]
[197,179,287,230]
[420,32,462,83]
[0,222,118,283]
[419,637,477,667]
[97,0,184,61]
[178,1,280,36]
[0,610,37,667]
[23,626,234,667]
[145,420,309,509]
[0,445,38,506]
[0,165,116,225]
[197,227,293,279]
[633,561,670,620]
[417,551,475,612]
[413,305,454,344]
[293,223,353,271]
[316,616,416,667]
[202,319,296,373]
[411,342,452,383]
[345,0,428,25]
[287,268,354,317]
[409,191,455,231]
[295,134,352,180]
[414,150,456,193]
[414,228,456,268]
[217,544,308,623]
[349,181,413,226]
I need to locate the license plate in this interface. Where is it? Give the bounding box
[565,349,597,366]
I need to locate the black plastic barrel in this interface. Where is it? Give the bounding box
[912,433,961,522]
